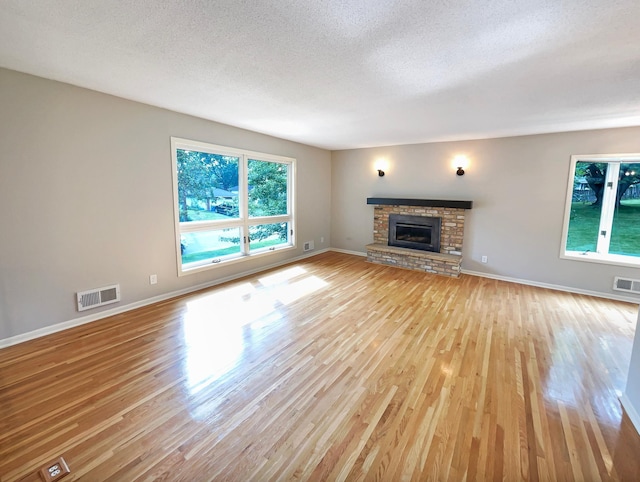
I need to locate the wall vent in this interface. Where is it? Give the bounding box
[303,240,314,252]
[77,284,120,311]
[613,277,640,295]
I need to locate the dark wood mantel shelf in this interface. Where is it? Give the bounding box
[367,198,473,209]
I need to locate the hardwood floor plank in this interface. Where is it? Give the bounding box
[1,252,639,481]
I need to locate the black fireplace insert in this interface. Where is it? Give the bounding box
[388,214,441,252]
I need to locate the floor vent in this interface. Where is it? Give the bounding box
[303,240,314,252]
[77,284,120,311]
[613,277,640,295]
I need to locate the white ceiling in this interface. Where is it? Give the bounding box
[1,1,639,150]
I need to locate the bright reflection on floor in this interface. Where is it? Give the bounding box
[544,328,586,409]
[543,328,626,425]
[258,265,329,304]
[182,282,276,394]
[269,275,329,305]
[258,266,307,286]
[182,267,330,396]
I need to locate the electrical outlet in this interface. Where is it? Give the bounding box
[481,256,488,263]
[39,456,70,481]
[320,236,324,243]
[149,274,158,285]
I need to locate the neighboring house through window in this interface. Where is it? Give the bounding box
[561,153,640,266]
[171,137,295,275]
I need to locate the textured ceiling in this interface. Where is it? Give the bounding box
[1,0,639,150]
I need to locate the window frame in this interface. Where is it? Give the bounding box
[560,153,640,268]
[171,137,296,276]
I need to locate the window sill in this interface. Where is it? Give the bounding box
[179,244,296,276]
[561,251,640,269]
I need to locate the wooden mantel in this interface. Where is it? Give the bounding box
[366,198,473,209]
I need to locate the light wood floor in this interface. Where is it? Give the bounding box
[1,252,639,481]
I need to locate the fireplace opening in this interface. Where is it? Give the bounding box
[388,214,441,252]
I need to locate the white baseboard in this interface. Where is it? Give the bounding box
[330,248,367,257]
[620,393,640,435]
[462,269,640,305]
[0,248,330,350]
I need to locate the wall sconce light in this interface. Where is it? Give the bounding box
[452,155,469,176]
[374,158,389,177]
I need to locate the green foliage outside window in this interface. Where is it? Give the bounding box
[566,161,640,258]
[248,159,289,242]
[176,149,239,222]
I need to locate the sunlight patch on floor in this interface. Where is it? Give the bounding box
[271,275,329,305]
[181,268,329,395]
[183,282,277,394]
[258,266,307,286]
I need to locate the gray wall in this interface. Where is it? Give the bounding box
[331,128,640,298]
[0,68,332,341]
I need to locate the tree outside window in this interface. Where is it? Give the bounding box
[563,155,640,264]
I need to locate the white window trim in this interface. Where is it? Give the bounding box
[171,137,296,276]
[560,153,640,268]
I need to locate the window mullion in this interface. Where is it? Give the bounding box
[240,154,250,255]
[596,163,620,254]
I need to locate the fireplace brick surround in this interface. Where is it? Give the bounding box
[365,198,472,277]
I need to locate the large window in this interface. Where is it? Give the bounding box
[561,154,640,266]
[171,138,295,274]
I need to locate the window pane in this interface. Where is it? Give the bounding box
[609,163,640,258]
[249,222,289,251]
[176,149,240,223]
[247,159,288,218]
[565,161,604,253]
[181,228,242,266]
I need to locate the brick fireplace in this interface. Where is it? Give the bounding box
[366,198,472,277]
